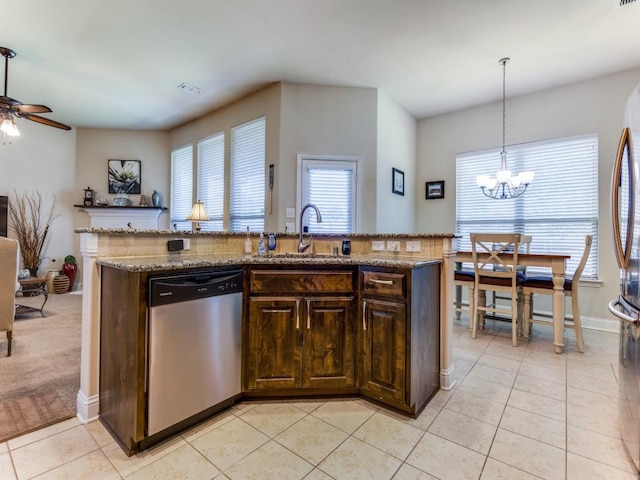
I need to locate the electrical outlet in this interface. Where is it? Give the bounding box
[372,240,385,251]
[285,222,295,233]
[183,238,190,250]
[406,240,421,253]
[286,208,295,218]
[387,241,400,252]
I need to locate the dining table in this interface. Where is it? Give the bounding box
[455,250,570,353]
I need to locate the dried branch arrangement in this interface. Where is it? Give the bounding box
[8,190,58,271]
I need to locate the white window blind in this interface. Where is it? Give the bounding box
[230,117,265,232]
[301,158,357,233]
[170,144,193,231]
[197,133,225,232]
[456,133,598,279]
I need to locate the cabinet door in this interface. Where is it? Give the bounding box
[361,298,406,404]
[247,297,302,389]
[302,297,354,388]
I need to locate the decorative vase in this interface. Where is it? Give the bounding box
[53,274,70,294]
[28,267,39,278]
[62,262,77,292]
[152,190,161,208]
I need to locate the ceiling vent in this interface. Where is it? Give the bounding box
[619,0,637,6]
[177,83,202,95]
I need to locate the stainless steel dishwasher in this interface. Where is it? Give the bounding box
[147,269,243,436]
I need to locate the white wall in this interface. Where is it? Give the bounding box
[0,121,76,275]
[416,66,640,322]
[376,90,417,233]
[280,83,378,233]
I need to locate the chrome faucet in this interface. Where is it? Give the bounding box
[298,203,323,252]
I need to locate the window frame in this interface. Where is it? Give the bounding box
[296,154,360,234]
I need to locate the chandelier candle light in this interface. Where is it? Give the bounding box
[476,57,534,199]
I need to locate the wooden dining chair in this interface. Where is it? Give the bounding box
[454,266,475,327]
[522,235,592,353]
[471,233,524,347]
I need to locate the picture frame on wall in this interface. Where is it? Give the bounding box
[392,168,405,196]
[108,159,141,194]
[426,180,445,199]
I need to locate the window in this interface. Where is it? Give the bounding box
[170,144,193,230]
[299,156,358,233]
[197,133,225,232]
[230,117,266,232]
[456,134,598,279]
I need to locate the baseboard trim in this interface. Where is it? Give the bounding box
[76,390,99,424]
[582,315,620,333]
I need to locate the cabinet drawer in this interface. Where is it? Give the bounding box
[251,270,354,294]
[362,271,405,299]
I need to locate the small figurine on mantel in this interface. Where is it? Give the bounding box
[139,193,149,206]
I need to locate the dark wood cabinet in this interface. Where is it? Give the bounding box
[247,297,301,389]
[246,268,355,392]
[99,266,147,455]
[361,297,407,403]
[359,263,441,416]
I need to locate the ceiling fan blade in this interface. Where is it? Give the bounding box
[15,104,52,114]
[20,113,71,131]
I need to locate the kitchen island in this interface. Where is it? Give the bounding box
[75,229,457,454]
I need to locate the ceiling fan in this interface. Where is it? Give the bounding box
[0,46,71,138]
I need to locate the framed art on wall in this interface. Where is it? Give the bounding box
[392,168,405,196]
[108,159,141,194]
[426,180,445,199]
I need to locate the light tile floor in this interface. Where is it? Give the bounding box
[2,319,637,479]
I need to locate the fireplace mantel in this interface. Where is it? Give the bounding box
[75,205,167,229]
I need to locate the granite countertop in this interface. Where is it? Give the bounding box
[75,227,457,238]
[98,252,441,272]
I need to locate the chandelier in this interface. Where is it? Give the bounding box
[476,57,534,199]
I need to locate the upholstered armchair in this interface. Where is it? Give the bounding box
[0,237,19,356]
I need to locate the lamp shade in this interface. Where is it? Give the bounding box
[186,201,209,222]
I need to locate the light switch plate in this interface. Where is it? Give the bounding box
[387,241,400,252]
[286,208,295,218]
[406,240,421,252]
[372,240,385,251]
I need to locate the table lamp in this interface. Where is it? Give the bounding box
[186,200,209,232]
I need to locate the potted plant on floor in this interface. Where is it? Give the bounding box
[8,190,58,277]
[62,255,77,292]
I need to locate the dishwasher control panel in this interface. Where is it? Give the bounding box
[149,270,243,307]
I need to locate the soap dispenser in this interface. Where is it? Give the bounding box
[244,227,252,255]
[257,232,267,256]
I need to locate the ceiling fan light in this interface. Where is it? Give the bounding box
[1,117,19,136]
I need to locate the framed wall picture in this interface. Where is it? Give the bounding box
[108,159,141,194]
[392,168,405,196]
[426,180,445,199]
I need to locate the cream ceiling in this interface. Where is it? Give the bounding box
[3,0,640,131]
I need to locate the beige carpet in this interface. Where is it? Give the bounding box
[0,292,81,442]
